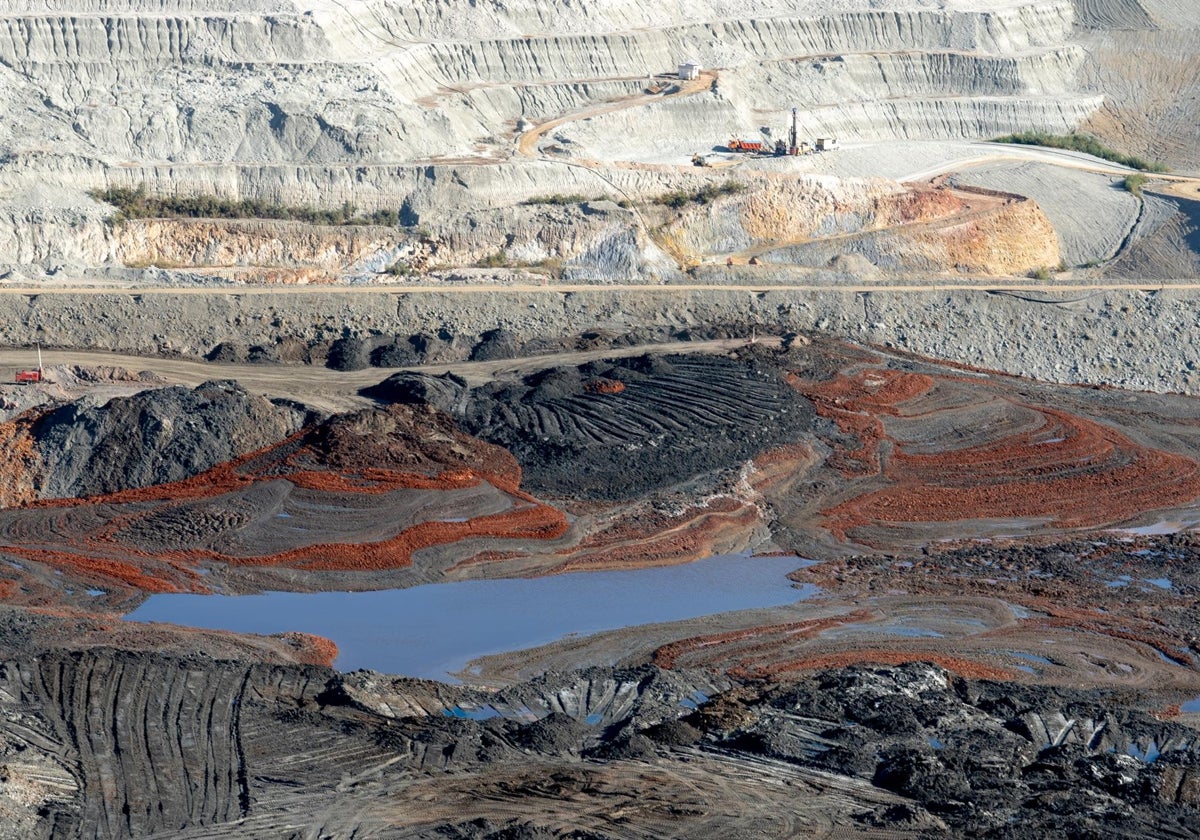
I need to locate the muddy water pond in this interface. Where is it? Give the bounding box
[127,554,816,681]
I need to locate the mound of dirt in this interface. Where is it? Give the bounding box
[470,329,523,362]
[717,662,1200,838]
[467,352,814,499]
[28,381,310,500]
[374,350,814,500]
[328,332,480,371]
[509,712,591,754]
[362,371,469,415]
[302,402,516,482]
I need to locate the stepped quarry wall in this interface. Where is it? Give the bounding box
[0,0,1192,397]
[0,0,1096,201]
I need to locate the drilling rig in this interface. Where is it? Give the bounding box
[774,107,799,156]
[733,108,805,156]
[15,343,42,384]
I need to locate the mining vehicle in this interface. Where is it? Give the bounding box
[15,344,42,384]
[728,138,766,153]
[731,108,804,156]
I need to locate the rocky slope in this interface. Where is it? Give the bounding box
[4,650,1199,839]
[1078,0,1200,171]
[0,380,308,506]
[14,280,1200,396]
[0,0,1148,286]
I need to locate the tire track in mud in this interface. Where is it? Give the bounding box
[8,654,250,838]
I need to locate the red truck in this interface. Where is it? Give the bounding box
[15,344,43,383]
[728,138,766,153]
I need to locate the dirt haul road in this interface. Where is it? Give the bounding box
[898,141,1200,184]
[516,71,716,159]
[0,338,778,413]
[8,277,1200,297]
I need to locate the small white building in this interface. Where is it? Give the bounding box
[678,60,702,81]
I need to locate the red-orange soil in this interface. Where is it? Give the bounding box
[790,367,1200,544]
[275,631,340,667]
[0,404,568,599]
[546,497,761,574]
[9,340,1200,697]
[585,378,626,394]
[653,610,875,669]
[0,412,42,508]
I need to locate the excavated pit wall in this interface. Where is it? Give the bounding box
[0,0,1090,177]
[4,282,1200,394]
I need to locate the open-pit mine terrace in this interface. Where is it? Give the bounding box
[4,0,1200,836]
[1,0,1198,301]
[7,338,1200,691]
[7,336,1200,836]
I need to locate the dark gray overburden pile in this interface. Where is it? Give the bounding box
[727,663,1200,838]
[30,381,311,499]
[370,349,814,499]
[6,649,1199,839]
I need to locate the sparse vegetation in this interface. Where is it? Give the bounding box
[531,257,563,278]
[1029,265,1054,280]
[1123,173,1148,197]
[91,185,403,226]
[992,132,1168,173]
[473,250,563,275]
[382,261,413,277]
[521,194,591,206]
[653,181,746,209]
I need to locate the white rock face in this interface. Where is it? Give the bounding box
[0,0,1092,171]
[0,0,1129,281]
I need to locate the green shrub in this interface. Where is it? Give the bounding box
[478,249,510,268]
[991,132,1168,173]
[653,181,746,209]
[1029,265,1053,280]
[90,185,404,226]
[521,194,590,206]
[1123,173,1148,197]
